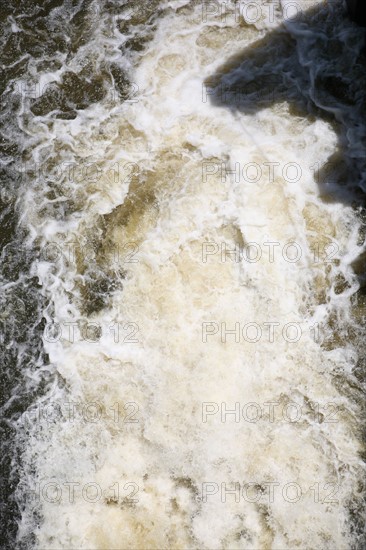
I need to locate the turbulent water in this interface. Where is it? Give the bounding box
[1,0,366,548]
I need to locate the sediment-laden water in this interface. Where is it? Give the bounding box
[1,1,365,549]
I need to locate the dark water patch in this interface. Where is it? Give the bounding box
[30,71,107,116]
[0,238,51,550]
[109,63,132,100]
[80,267,122,316]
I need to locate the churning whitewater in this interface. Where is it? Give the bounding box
[1,0,365,549]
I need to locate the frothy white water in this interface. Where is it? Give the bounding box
[15,1,365,548]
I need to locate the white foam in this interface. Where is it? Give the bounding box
[15,1,365,549]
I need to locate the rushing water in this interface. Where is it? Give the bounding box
[0,1,365,549]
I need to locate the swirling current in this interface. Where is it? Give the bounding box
[0,1,365,549]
